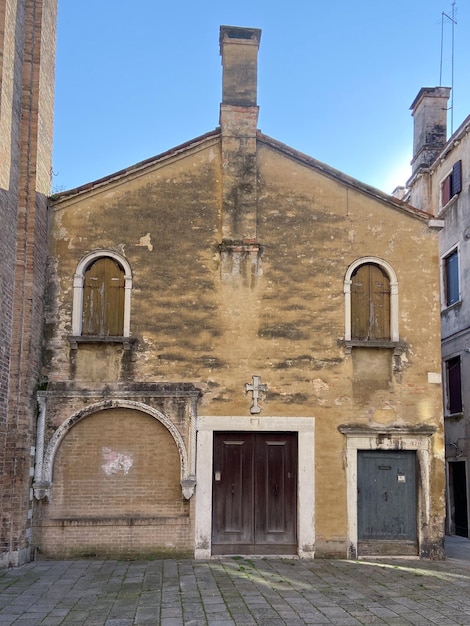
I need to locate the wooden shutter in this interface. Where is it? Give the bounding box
[442,161,463,206]
[442,174,452,206]
[82,257,124,336]
[370,264,390,340]
[351,266,369,340]
[452,160,462,196]
[351,264,390,341]
[447,357,462,414]
[445,250,459,306]
[104,259,125,335]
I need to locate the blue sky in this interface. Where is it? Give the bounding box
[52,0,469,195]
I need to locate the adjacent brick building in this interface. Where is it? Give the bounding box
[34,27,446,560]
[0,0,57,566]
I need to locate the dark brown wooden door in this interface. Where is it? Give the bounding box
[212,432,297,555]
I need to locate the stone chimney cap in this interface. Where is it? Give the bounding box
[219,25,261,53]
[410,86,451,113]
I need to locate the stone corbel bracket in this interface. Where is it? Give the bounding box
[181,477,197,500]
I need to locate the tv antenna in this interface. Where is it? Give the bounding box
[440,1,457,133]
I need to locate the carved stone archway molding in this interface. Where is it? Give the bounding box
[34,397,197,501]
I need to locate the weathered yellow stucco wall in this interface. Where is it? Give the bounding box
[42,133,444,558]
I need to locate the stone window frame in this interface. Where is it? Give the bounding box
[444,353,463,417]
[343,257,399,345]
[441,245,460,310]
[72,250,133,338]
[440,160,462,209]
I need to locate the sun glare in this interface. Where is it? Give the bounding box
[381,157,412,195]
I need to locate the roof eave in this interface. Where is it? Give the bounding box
[256,131,433,222]
[49,128,221,204]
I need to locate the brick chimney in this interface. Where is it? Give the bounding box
[410,87,451,176]
[219,26,261,243]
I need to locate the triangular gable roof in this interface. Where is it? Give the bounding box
[50,128,221,203]
[50,127,433,223]
[257,132,433,222]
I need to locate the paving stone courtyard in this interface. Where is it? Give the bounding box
[1,537,470,625]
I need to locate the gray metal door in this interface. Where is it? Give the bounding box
[357,450,417,555]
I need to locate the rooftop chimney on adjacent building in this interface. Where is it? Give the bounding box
[410,87,451,176]
[219,26,261,243]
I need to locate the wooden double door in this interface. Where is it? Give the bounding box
[212,432,297,555]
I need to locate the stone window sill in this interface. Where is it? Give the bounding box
[441,300,462,314]
[342,340,406,355]
[445,412,464,420]
[68,336,136,350]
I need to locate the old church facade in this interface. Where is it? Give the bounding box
[31,26,447,560]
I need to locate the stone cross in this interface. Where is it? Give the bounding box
[245,375,267,414]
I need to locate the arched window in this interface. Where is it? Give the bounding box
[351,263,390,340]
[82,257,124,336]
[344,257,398,343]
[72,251,132,337]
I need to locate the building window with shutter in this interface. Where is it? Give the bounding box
[72,250,132,338]
[442,247,460,308]
[344,257,399,344]
[82,257,125,336]
[441,160,462,207]
[445,355,463,415]
[351,263,391,341]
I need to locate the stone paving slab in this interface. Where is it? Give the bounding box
[1,554,470,625]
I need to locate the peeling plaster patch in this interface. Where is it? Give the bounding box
[311,378,329,394]
[136,233,153,251]
[101,447,133,476]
